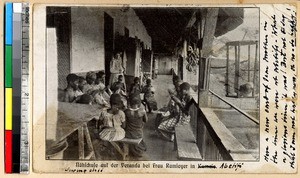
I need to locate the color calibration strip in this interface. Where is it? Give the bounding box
[5,3,30,174]
[5,3,13,173]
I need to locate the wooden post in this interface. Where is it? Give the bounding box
[78,127,84,159]
[150,50,153,79]
[247,44,251,82]
[253,42,258,97]
[237,43,241,98]
[83,123,96,159]
[226,44,229,96]
[206,57,211,90]
[198,8,219,107]
[201,8,219,58]
[182,39,188,81]
[234,45,239,97]
[201,125,207,160]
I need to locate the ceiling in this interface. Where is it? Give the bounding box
[133,7,244,54]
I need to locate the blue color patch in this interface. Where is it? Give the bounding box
[5,3,13,45]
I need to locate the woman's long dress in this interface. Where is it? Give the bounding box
[109,58,125,89]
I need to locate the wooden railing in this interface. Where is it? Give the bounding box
[172,68,257,160]
[189,99,256,161]
[209,90,259,125]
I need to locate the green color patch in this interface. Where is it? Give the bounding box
[5,45,12,88]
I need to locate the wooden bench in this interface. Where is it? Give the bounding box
[174,124,202,160]
[109,137,143,160]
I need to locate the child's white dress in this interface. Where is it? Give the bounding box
[98,108,125,141]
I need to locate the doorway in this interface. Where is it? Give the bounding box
[178,56,183,79]
[104,13,114,86]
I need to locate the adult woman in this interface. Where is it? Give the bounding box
[109,52,125,90]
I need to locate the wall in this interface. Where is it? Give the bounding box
[71,7,105,73]
[105,8,151,77]
[105,8,151,48]
[157,55,178,75]
[70,7,151,74]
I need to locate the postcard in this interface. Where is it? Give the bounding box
[31,3,297,174]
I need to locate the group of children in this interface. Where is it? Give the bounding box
[61,71,158,157]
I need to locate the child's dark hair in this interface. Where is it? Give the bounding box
[133,77,140,83]
[146,79,151,84]
[179,82,190,91]
[113,51,122,57]
[86,72,97,85]
[129,96,141,106]
[77,94,93,104]
[66,73,79,83]
[97,71,105,79]
[78,76,86,83]
[86,72,97,80]
[118,75,123,80]
[173,75,181,83]
[110,93,123,108]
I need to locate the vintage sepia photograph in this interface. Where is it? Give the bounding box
[44,6,260,162]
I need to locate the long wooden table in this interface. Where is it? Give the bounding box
[46,102,103,159]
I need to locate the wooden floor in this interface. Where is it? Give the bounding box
[143,75,178,160]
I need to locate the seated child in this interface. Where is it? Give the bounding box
[129,77,141,102]
[142,79,158,113]
[76,94,93,105]
[155,99,180,139]
[97,94,126,141]
[170,75,182,97]
[83,72,98,95]
[95,71,105,85]
[174,82,193,125]
[94,84,110,107]
[112,84,127,110]
[77,76,87,95]
[124,97,148,157]
[63,73,80,103]
[73,76,87,103]
[111,75,126,94]
[157,82,192,141]
[96,70,112,96]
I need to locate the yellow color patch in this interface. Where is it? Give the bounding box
[5,88,12,130]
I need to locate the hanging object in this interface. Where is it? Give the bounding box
[186,45,199,74]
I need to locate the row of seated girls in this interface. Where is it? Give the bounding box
[62,71,157,157]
